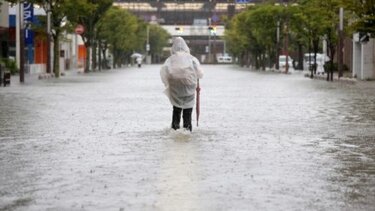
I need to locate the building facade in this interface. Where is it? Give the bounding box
[0,2,9,59]
[114,0,260,63]
[353,34,375,80]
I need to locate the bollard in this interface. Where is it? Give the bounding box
[3,71,10,87]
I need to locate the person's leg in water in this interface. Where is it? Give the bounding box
[183,108,193,131]
[172,106,182,130]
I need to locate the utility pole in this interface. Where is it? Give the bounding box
[146,25,150,64]
[208,18,211,64]
[276,20,280,70]
[18,3,25,83]
[338,7,344,78]
[284,19,289,73]
[46,1,51,74]
[284,0,290,74]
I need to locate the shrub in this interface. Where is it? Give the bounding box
[324,62,349,73]
[1,58,19,75]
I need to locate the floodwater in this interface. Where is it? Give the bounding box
[0,65,374,211]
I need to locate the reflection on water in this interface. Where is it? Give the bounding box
[156,129,201,210]
[328,135,375,209]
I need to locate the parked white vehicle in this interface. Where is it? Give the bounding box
[279,55,293,70]
[217,55,233,63]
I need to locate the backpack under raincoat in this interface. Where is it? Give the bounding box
[160,37,204,109]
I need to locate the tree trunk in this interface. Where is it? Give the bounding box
[98,41,102,71]
[255,54,260,70]
[102,47,108,69]
[327,34,336,82]
[261,54,266,71]
[246,51,251,68]
[52,33,60,78]
[112,47,117,69]
[297,43,303,70]
[84,42,91,73]
[312,38,319,75]
[92,41,97,71]
[308,37,313,78]
[241,52,246,67]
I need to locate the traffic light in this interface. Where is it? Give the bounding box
[175,27,183,33]
[359,32,370,43]
[208,26,216,34]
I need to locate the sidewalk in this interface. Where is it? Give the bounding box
[303,72,357,83]
[1,66,96,87]
[259,66,358,83]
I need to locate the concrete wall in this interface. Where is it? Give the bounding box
[0,2,9,28]
[361,39,375,79]
[353,34,375,80]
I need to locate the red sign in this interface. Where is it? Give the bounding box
[75,24,85,35]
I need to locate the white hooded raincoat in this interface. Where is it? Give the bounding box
[160,37,203,109]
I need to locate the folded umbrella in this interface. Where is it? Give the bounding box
[196,79,200,127]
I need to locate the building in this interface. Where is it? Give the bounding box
[0,2,9,59]
[113,0,260,63]
[8,3,84,75]
[352,34,375,80]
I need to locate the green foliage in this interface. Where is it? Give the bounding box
[65,0,113,45]
[1,58,18,75]
[324,62,349,72]
[148,24,170,56]
[225,0,344,69]
[64,0,112,72]
[225,4,284,67]
[98,7,139,52]
[342,0,375,36]
[97,6,169,65]
[224,12,250,57]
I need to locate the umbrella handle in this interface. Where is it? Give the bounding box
[196,79,200,127]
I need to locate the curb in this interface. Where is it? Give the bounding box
[304,73,356,84]
[37,72,65,79]
[38,73,56,80]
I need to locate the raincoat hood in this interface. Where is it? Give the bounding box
[171,37,190,55]
[160,37,203,109]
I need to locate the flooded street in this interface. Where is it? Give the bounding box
[1,65,374,210]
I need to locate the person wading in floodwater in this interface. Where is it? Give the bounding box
[160,37,204,131]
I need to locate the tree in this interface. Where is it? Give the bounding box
[148,24,170,63]
[288,4,309,70]
[342,0,375,37]
[245,4,282,70]
[97,6,140,68]
[292,1,326,77]
[65,0,112,73]
[225,4,284,70]
[224,12,249,66]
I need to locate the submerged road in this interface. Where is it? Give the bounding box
[0,65,375,210]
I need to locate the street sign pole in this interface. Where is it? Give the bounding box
[18,3,25,83]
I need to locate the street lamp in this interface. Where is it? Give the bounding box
[275,2,290,73]
[207,18,212,63]
[46,1,51,74]
[276,20,280,70]
[208,25,217,64]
